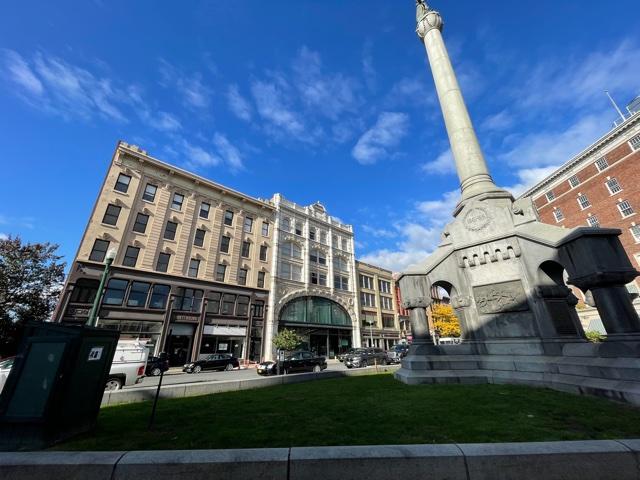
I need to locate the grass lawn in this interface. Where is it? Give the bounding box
[56,374,640,450]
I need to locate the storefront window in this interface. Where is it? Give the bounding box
[175,288,203,312]
[207,292,221,313]
[236,296,250,317]
[70,278,98,304]
[252,300,265,318]
[279,296,350,326]
[149,284,170,309]
[103,279,128,306]
[221,294,236,315]
[98,319,163,352]
[127,281,150,307]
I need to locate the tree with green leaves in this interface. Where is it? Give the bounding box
[0,235,66,357]
[272,328,302,352]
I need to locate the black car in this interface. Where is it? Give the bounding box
[257,350,327,375]
[145,355,170,376]
[183,353,240,373]
[344,348,387,368]
[337,349,356,363]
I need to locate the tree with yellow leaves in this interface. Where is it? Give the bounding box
[431,303,461,337]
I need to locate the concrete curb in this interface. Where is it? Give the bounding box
[1,440,639,480]
[102,365,400,407]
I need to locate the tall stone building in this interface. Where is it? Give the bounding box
[355,261,401,349]
[54,141,275,366]
[264,194,361,360]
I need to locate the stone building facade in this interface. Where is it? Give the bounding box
[522,109,640,330]
[264,194,361,360]
[355,261,401,349]
[54,141,275,366]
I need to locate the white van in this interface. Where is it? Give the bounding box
[105,339,149,390]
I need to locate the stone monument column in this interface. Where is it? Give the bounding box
[398,275,432,343]
[415,1,507,203]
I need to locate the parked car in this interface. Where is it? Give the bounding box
[337,349,356,363]
[105,339,149,391]
[183,353,239,373]
[344,348,387,368]
[145,355,170,376]
[385,344,410,364]
[0,357,15,395]
[257,351,327,375]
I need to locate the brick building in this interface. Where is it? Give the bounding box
[521,106,640,327]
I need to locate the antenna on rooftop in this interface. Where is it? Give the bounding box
[605,90,626,123]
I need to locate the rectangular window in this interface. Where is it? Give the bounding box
[207,292,221,314]
[133,213,149,234]
[127,281,150,307]
[334,275,349,291]
[379,280,391,294]
[260,245,268,261]
[279,261,302,281]
[262,222,270,236]
[142,183,157,202]
[281,217,290,231]
[545,191,555,202]
[294,222,302,236]
[238,268,248,285]
[334,257,348,272]
[381,296,393,310]
[89,239,110,262]
[257,271,266,288]
[309,228,315,241]
[241,240,251,258]
[577,194,591,210]
[553,209,564,222]
[568,175,580,188]
[280,242,302,258]
[360,292,376,307]
[149,284,170,309]
[102,204,121,226]
[216,264,227,282]
[587,216,600,228]
[252,300,264,318]
[224,210,234,226]
[618,200,635,217]
[221,294,236,315]
[122,246,140,267]
[236,296,250,317]
[630,134,640,151]
[244,216,254,233]
[594,156,609,171]
[199,202,210,219]
[164,221,178,240]
[360,275,373,289]
[630,225,640,242]
[188,258,200,278]
[382,314,395,329]
[220,235,231,253]
[175,288,203,312]
[341,238,348,251]
[606,178,622,194]
[194,229,206,247]
[171,193,184,211]
[103,278,128,306]
[70,279,98,304]
[114,173,131,193]
[156,252,171,272]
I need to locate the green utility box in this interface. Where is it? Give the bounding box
[0,322,120,451]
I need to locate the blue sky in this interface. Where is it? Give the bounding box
[1,1,638,272]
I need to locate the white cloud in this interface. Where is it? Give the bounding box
[227,84,252,121]
[251,77,306,137]
[501,166,560,197]
[352,112,410,165]
[421,149,456,175]
[143,111,182,132]
[3,49,43,95]
[213,133,244,171]
[361,225,396,239]
[158,59,211,109]
[480,110,514,131]
[181,140,221,169]
[385,76,436,108]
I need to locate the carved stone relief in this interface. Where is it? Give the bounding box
[473,280,529,314]
[463,207,491,231]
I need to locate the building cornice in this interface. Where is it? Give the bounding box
[519,111,640,199]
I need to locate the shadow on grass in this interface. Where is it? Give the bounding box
[55,374,640,451]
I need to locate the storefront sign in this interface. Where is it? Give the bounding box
[203,325,246,336]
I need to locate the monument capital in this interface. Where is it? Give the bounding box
[416,1,443,39]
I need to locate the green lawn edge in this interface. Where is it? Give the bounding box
[56,374,640,451]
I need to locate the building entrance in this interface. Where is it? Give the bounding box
[166,323,195,366]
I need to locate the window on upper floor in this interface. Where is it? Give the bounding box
[122,246,140,267]
[618,200,635,218]
[260,244,268,262]
[224,210,234,226]
[587,215,600,228]
[216,263,227,282]
[199,202,210,219]
[319,231,327,244]
[164,221,178,240]
[114,173,131,193]
[188,258,200,278]
[262,221,270,237]
[127,281,150,308]
[149,284,170,309]
[280,241,302,259]
[334,274,349,291]
[279,261,302,281]
[244,216,254,233]
[341,238,348,251]
[310,249,326,265]
[102,204,121,226]
[568,175,580,188]
[294,221,303,236]
[545,191,555,202]
[360,275,373,289]
[577,194,591,210]
[133,213,149,234]
[236,295,250,317]
[310,271,327,286]
[553,209,564,222]
[207,292,221,314]
[309,227,316,241]
[382,314,395,329]
[281,217,290,231]
[175,288,203,312]
[334,256,348,272]
[360,292,375,307]
[252,300,265,318]
[379,280,391,294]
[89,239,110,262]
[630,134,640,151]
[221,294,236,315]
[156,253,171,272]
[257,271,266,288]
[220,235,231,253]
[605,178,622,195]
[594,156,609,172]
[103,278,128,306]
[171,193,184,211]
[194,229,206,247]
[631,225,640,242]
[142,183,157,202]
[238,268,248,286]
[241,240,251,258]
[381,296,393,310]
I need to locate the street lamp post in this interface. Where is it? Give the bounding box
[86,248,117,328]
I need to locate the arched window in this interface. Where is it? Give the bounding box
[281,217,291,231]
[280,296,350,326]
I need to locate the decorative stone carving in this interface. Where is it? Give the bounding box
[473,280,528,314]
[401,296,430,309]
[463,207,491,231]
[450,295,471,309]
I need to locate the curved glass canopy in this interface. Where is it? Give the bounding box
[279,296,351,327]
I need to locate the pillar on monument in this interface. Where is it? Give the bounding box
[415,1,508,204]
[398,274,432,343]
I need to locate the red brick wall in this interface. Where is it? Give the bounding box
[534,140,640,269]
